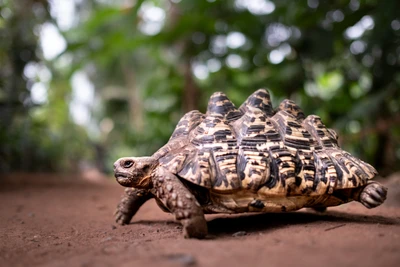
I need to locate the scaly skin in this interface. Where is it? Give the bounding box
[151,167,208,239]
[115,188,152,225]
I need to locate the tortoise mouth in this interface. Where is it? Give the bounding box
[114,172,128,179]
[115,173,132,186]
[115,172,128,178]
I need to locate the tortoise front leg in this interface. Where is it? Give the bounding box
[152,167,208,239]
[115,188,152,225]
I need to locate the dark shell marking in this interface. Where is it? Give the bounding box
[158,89,377,198]
[153,110,204,160]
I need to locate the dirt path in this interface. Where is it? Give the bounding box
[1,173,400,267]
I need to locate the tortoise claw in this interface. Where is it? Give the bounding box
[114,208,132,225]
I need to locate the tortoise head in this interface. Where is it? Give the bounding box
[113,157,157,188]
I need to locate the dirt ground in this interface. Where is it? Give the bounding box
[1,171,400,267]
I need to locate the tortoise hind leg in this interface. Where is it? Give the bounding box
[355,182,388,209]
[306,182,387,210]
[115,188,152,225]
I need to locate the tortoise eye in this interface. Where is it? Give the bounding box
[122,160,134,168]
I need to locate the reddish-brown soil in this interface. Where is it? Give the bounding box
[1,172,400,267]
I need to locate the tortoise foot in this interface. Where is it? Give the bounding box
[114,208,132,225]
[359,182,388,209]
[182,215,208,239]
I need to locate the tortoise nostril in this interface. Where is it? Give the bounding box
[122,160,134,168]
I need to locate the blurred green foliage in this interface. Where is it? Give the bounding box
[0,0,399,175]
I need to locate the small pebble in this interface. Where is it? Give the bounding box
[102,246,119,255]
[101,237,113,242]
[111,225,117,230]
[165,253,197,266]
[232,231,247,237]
[31,235,40,242]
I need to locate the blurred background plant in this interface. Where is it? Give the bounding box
[0,0,399,175]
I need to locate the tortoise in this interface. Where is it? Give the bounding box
[113,89,387,238]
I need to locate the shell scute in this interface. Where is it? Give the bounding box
[189,111,241,192]
[206,92,242,121]
[239,89,274,117]
[303,114,376,191]
[232,107,271,191]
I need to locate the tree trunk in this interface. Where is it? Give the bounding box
[182,60,200,112]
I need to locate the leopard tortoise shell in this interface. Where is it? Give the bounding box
[113,89,387,238]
